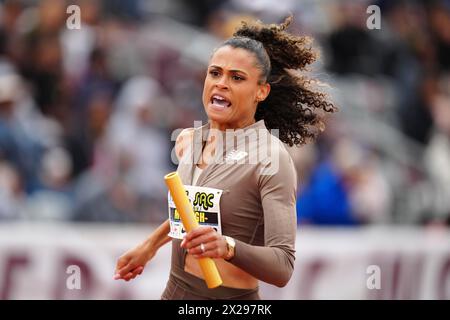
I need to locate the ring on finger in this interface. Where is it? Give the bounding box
[200,243,205,253]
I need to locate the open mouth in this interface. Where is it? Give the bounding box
[210,94,231,109]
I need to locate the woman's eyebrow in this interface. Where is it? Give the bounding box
[209,65,248,76]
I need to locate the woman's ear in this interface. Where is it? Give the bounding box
[256,82,271,102]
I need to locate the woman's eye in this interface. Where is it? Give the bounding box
[232,75,244,81]
[209,70,220,77]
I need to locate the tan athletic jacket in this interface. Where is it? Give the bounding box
[170,120,297,295]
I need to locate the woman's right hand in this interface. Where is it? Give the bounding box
[113,242,155,281]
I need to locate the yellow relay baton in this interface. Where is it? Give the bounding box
[164,171,223,289]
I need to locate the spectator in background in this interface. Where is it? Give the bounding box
[297,157,358,226]
[428,1,450,71]
[60,0,100,84]
[23,146,74,221]
[72,176,141,223]
[297,137,391,225]
[15,0,67,122]
[0,72,48,193]
[0,69,72,219]
[381,0,434,145]
[424,72,450,225]
[65,47,118,178]
[0,160,24,220]
[326,1,384,76]
[72,76,171,223]
[106,76,170,200]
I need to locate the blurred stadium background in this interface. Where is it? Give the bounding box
[0,0,449,299]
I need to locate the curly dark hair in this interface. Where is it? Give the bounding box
[219,16,337,146]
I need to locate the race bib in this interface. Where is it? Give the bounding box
[167,185,223,239]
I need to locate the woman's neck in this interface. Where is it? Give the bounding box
[209,118,256,131]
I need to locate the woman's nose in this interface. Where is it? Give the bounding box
[215,77,229,89]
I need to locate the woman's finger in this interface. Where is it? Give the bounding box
[185,226,215,242]
[133,266,144,276]
[192,241,225,259]
[185,232,218,250]
[114,257,129,274]
[114,262,144,281]
[121,271,134,281]
[186,234,220,254]
[117,263,136,278]
[182,227,217,249]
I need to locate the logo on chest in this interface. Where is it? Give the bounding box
[225,150,248,162]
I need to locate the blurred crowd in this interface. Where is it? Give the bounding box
[0,0,449,226]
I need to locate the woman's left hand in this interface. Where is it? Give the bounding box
[180,226,228,259]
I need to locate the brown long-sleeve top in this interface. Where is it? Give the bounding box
[169,119,297,296]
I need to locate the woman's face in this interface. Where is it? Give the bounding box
[202,45,270,130]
